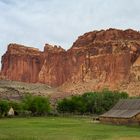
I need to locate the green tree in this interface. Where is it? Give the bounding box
[57,96,86,114]
[0,100,9,117]
[82,92,104,114]
[23,95,50,116]
[57,89,129,115]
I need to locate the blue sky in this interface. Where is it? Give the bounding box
[0,0,140,66]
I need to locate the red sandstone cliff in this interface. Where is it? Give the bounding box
[1,44,44,83]
[1,29,140,95]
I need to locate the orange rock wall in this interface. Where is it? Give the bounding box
[1,29,140,89]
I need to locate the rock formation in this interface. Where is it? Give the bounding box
[1,28,140,95]
[0,71,1,79]
[1,44,44,83]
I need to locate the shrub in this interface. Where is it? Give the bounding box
[82,92,104,114]
[0,100,10,117]
[22,95,50,116]
[18,110,32,117]
[22,94,34,111]
[57,96,86,114]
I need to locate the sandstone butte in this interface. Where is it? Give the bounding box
[1,28,140,96]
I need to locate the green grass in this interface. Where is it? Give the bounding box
[0,117,139,140]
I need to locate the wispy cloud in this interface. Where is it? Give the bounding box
[0,0,140,66]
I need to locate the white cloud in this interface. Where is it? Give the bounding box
[0,0,140,68]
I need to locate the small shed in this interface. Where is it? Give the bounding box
[99,99,140,125]
[8,107,15,116]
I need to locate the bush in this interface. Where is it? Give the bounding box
[82,92,105,114]
[22,95,50,116]
[18,110,32,117]
[22,94,34,111]
[57,96,86,114]
[0,100,9,117]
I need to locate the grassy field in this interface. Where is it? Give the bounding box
[0,117,140,140]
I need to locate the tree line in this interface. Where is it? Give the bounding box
[57,89,128,114]
[0,89,130,117]
[0,95,50,117]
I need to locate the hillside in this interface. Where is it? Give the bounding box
[0,80,58,100]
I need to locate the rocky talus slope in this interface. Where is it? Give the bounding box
[0,80,59,100]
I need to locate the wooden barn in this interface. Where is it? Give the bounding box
[99,99,140,125]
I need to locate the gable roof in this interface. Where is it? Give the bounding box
[100,99,140,118]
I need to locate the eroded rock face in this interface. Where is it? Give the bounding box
[1,44,44,83]
[0,71,1,79]
[1,29,140,95]
[38,44,68,86]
